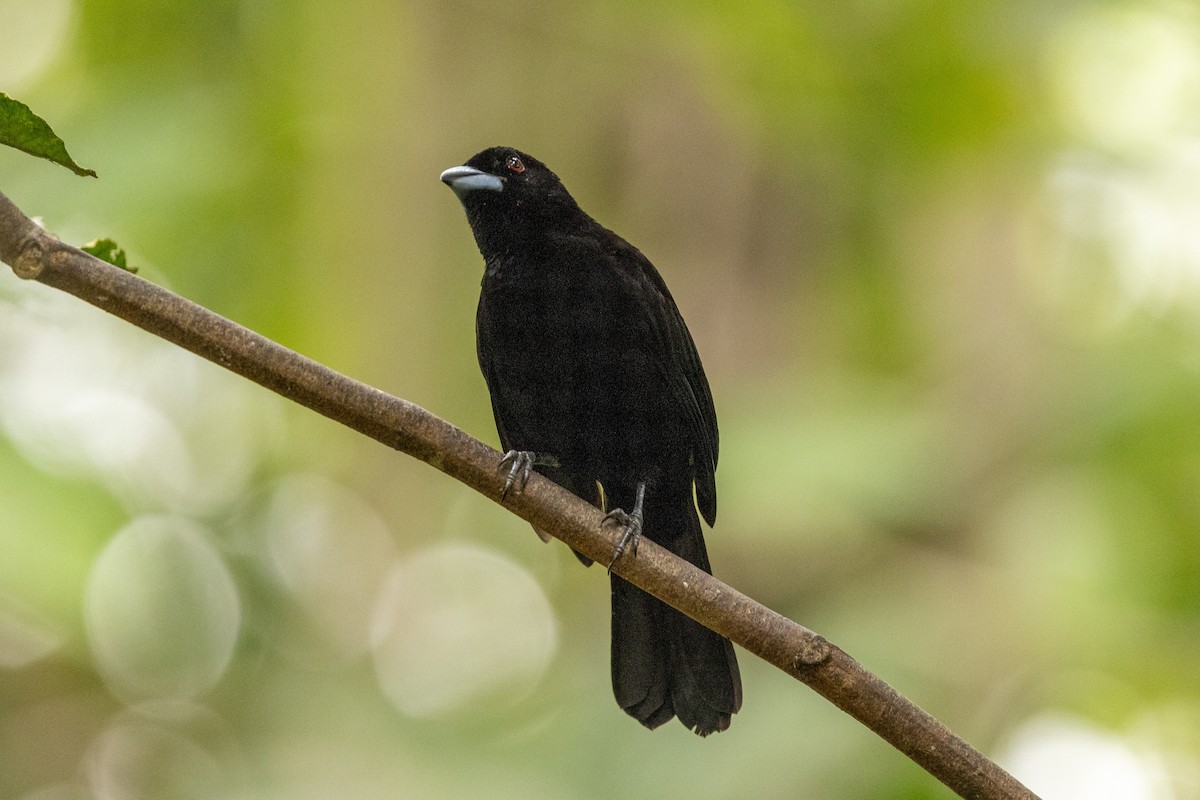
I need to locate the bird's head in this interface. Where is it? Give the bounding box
[440,147,581,252]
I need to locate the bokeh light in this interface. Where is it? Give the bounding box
[1000,712,1169,800]
[249,473,399,663]
[1050,3,1200,154]
[0,0,75,92]
[0,281,283,514]
[84,517,240,701]
[0,596,62,669]
[370,543,558,720]
[83,703,243,800]
[1033,3,1200,331]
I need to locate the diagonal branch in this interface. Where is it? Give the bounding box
[0,189,1040,800]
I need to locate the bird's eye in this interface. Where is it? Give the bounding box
[506,155,525,173]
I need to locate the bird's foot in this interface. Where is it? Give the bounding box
[604,482,646,572]
[498,450,559,501]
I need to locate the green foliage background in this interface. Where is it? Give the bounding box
[3,1,1200,798]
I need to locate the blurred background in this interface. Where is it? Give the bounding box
[2,0,1200,797]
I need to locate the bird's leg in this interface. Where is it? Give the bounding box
[604,481,646,571]
[498,450,560,501]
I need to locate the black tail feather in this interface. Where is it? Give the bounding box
[609,489,741,735]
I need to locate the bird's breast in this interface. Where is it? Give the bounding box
[479,264,662,407]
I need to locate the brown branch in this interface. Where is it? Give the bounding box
[0,189,1040,800]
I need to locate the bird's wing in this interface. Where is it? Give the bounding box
[475,296,521,454]
[606,235,720,526]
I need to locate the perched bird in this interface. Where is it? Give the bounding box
[440,147,741,735]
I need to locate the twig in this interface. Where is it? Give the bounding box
[0,189,1039,800]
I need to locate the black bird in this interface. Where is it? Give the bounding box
[440,147,741,735]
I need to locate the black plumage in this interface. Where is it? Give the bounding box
[441,147,741,735]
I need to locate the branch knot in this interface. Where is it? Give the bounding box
[13,235,45,279]
[793,633,832,669]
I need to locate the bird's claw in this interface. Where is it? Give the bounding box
[604,481,647,572]
[498,451,560,501]
[604,509,643,571]
[499,450,535,501]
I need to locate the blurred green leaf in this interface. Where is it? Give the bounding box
[0,92,97,177]
[82,238,136,273]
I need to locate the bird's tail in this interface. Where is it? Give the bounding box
[609,490,742,735]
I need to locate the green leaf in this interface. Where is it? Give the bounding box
[0,92,96,178]
[81,238,136,273]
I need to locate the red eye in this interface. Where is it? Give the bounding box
[506,155,525,173]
